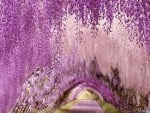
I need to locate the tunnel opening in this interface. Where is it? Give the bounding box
[52,75,121,113]
[54,87,120,113]
[64,89,105,113]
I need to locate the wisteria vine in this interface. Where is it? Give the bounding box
[0,0,150,113]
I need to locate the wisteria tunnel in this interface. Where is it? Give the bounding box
[0,0,150,113]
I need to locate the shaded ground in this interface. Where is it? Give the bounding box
[69,100,104,113]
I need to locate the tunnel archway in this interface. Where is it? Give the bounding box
[55,76,120,108]
[54,76,121,113]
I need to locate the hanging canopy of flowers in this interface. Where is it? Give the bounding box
[0,0,150,113]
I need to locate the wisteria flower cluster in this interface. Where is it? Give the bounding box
[0,0,150,113]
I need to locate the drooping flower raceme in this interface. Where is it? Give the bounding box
[0,0,150,113]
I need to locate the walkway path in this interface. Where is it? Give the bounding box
[69,100,104,113]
